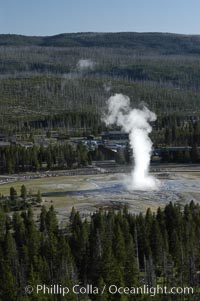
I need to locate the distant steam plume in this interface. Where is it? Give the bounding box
[103,83,112,92]
[77,59,95,71]
[104,93,159,190]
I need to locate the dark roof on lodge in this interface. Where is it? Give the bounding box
[102,131,127,135]
[166,146,191,151]
[102,131,129,139]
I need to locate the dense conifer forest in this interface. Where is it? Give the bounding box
[0,143,89,173]
[0,201,199,300]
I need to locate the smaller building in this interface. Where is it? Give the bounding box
[0,141,10,147]
[18,142,33,149]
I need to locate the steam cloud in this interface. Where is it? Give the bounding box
[104,93,159,190]
[77,59,95,71]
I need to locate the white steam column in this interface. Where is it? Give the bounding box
[104,93,159,190]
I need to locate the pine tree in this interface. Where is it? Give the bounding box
[36,190,42,203]
[45,205,58,235]
[149,219,163,265]
[10,186,17,202]
[20,184,27,201]
[124,234,139,286]
[113,224,126,269]
[40,206,47,232]
[0,208,6,242]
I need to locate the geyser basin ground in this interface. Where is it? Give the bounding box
[41,169,200,222]
[1,166,199,224]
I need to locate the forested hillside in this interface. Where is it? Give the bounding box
[1,32,200,53]
[0,32,200,146]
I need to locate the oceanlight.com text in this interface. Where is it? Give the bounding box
[25,284,194,297]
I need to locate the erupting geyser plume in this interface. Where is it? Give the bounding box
[104,93,160,190]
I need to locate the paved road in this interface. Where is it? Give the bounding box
[0,164,200,185]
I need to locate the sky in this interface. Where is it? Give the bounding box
[0,0,200,36]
